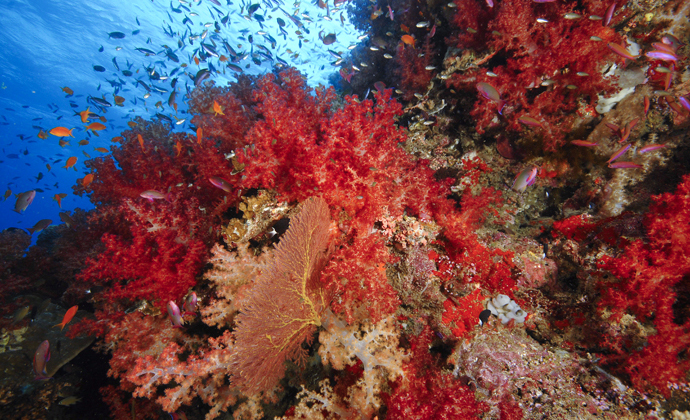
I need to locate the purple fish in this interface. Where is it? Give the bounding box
[209,176,233,193]
[679,96,690,112]
[518,115,542,127]
[604,2,616,26]
[608,161,642,169]
[477,82,501,102]
[28,219,52,235]
[638,144,666,154]
[140,190,171,202]
[645,50,678,61]
[33,340,51,380]
[571,140,598,147]
[14,190,36,213]
[512,166,538,192]
[59,211,75,228]
[167,301,184,328]
[607,144,631,164]
[183,292,198,315]
[477,82,506,114]
[662,34,682,50]
[608,42,638,60]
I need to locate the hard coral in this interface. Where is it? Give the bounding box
[453,326,618,419]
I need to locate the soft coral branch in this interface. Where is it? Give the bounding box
[597,174,690,395]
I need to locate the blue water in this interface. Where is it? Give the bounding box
[0,0,360,236]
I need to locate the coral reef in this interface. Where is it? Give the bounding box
[4,0,690,416]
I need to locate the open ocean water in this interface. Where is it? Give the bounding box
[0,0,359,236]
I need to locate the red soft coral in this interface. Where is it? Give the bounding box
[385,327,488,419]
[448,0,625,150]
[393,38,436,102]
[77,197,208,308]
[322,233,401,324]
[597,174,690,395]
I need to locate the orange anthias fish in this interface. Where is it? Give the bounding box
[59,139,71,147]
[38,130,49,139]
[53,193,67,208]
[79,107,90,123]
[138,134,145,150]
[63,156,77,170]
[174,141,183,157]
[94,147,109,153]
[82,173,94,187]
[50,127,74,137]
[213,101,224,116]
[401,34,415,48]
[62,86,74,96]
[114,95,125,106]
[371,6,383,20]
[78,139,89,146]
[55,305,78,331]
[86,122,106,132]
[197,127,203,144]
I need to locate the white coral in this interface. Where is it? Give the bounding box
[318,310,408,419]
